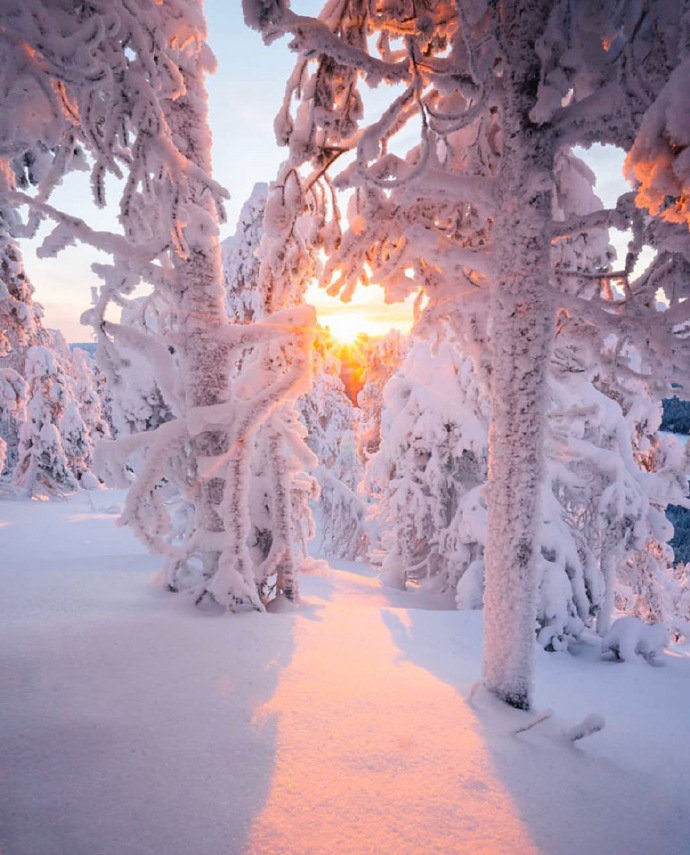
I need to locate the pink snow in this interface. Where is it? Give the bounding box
[2,492,689,854]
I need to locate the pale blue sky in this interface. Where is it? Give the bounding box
[25,1,323,340]
[206,0,321,230]
[21,3,633,342]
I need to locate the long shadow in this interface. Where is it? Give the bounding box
[0,500,298,855]
[381,598,690,855]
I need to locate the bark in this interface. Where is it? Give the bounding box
[269,427,299,600]
[482,1,556,710]
[165,43,238,599]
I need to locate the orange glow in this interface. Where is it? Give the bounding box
[247,574,537,854]
[625,148,690,226]
[323,310,372,343]
[306,282,416,344]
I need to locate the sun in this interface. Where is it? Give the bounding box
[324,311,369,344]
[305,281,416,344]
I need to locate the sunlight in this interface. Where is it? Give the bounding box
[248,587,537,855]
[305,281,416,343]
[324,311,370,344]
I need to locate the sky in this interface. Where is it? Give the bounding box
[20,0,416,343]
[21,3,635,343]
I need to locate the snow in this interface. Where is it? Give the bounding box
[2,491,690,854]
[601,615,668,663]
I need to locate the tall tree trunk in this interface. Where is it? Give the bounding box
[482,1,555,710]
[268,427,298,600]
[165,42,238,597]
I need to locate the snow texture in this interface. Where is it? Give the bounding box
[1,492,689,855]
[601,615,668,663]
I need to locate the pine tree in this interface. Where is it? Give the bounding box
[0,367,25,480]
[0,222,46,475]
[69,347,109,451]
[355,331,408,461]
[298,329,368,561]
[222,183,268,323]
[14,345,77,496]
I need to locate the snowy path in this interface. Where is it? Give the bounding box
[2,492,690,854]
[249,567,536,854]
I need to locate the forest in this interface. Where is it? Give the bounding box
[1,2,690,854]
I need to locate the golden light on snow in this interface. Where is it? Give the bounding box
[306,281,416,343]
[248,572,538,854]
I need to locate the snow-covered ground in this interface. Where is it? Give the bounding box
[2,491,689,855]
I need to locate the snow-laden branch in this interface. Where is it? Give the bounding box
[552,206,632,238]
[246,6,411,84]
[553,84,631,147]
[9,191,155,263]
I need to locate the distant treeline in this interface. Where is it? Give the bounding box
[662,397,690,563]
[661,397,690,434]
[667,505,690,564]
[69,342,97,357]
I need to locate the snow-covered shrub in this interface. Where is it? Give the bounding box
[670,563,690,635]
[366,335,487,596]
[601,616,668,663]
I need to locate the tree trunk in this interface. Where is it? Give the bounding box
[165,40,242,601]
[482,1,555,710]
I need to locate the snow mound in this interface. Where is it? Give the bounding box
[601,616,668,663]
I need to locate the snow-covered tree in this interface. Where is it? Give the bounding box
[0,366,25,479]
[222,183,269,323]
[366,333,488,596]
[355,330,407,461]
[2,1,316,609]
[246,0,690,708]
[369,319,689,648]
[223,184,367,562]
[221,184,322,599]
[59,398,91,482]
[69,347,109,450]
[0,218,47,474]
[104,296,175,439]
[0,225,106,487]
[13,344,76,495]
[45,331,103,484]
[298,329,368,560]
